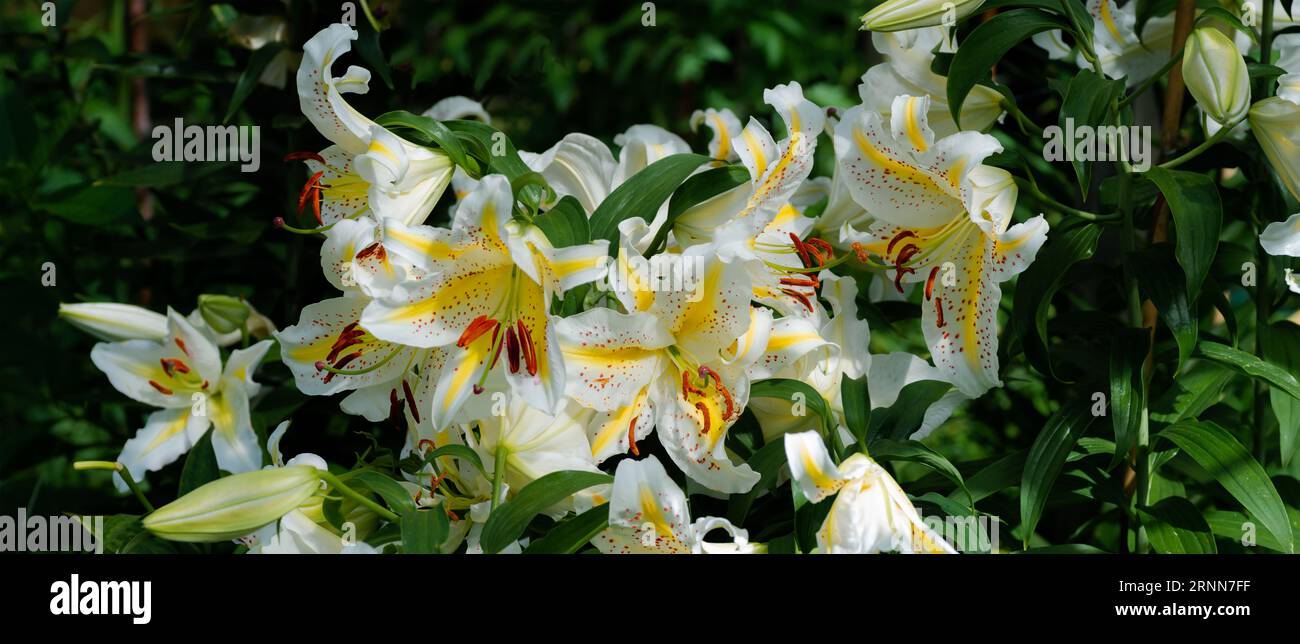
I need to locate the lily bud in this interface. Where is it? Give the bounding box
[1250,97,1300,203]
[1182,28,1250,130]
[58,302,168,342]
[197,294,251,335]
[142,466,321,542]
[861,0,985,32]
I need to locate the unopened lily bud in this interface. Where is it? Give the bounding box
[197,294,251,335]
[58,302,168,342]
[142,466,321,542]
[861,0,985,32]
[1182,28,1250,129]
[1250,97,1300,203]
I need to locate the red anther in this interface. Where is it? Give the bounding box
[388,388,404,421]
[402,379,420,424]
[174,337,190,356]
[488,322,503,369]
[322,352,361,383]
[312,184,322,225]
[473,384,485,394]
[925,266,941,301]
[417,439,437,453]
[804,238,834,257]
[272,216,286,228]
[805,246,826,268]
[148,380,174,396]
[159,357,190,376]
[895,244,921,267]
[781,288,816,313]
[789,232,811,267]
[201,380,210,390]
[893,266,915,294]
[326,335,361,363]
[456,315,497,349]
[935,297,946,328]
[886,230,918,258]
[297,171,324,214]
[628,415,640,457]
[284,150,326,164]
[504,326,521,374]
[694,401,712,435]
[779,277,819,288]
[517,320,538,377]
[342,321,359,334]
[355,241,382,260]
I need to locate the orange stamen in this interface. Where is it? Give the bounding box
[628,415,640,457]
[148,380,174,396]
[694,401,712,435]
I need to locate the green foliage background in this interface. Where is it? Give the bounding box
[1,0,1298,554]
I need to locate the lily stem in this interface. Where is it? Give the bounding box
[1012,177,1120,222]
[318,471,401,523]
[1153,117,1244,170]
[491,447,509,511]
[74,461,154,513]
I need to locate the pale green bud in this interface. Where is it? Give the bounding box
[197,294,251,335]
[861,0,985,32]
[1182,28,1250,129]
[143,466,321,542]
[58,302,167,342]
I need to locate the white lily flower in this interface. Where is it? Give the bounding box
[593,455,749,554]
[745,273,967,443]
[713,180,840,319]
[59,302,167,342]
[359,175,609,428]
[784,431,955,553]
[557,245,761,492]
[89,309,273,490]
[423,95,492,124]
[1275,33,1300,106]
[690,107,744,162]
[474,398,608,515]
[834,94,1049,397]
[1033,0,1177,88]
[246,421,378,554]
[1250,97,1300,203]
[1260,212,1300,295]
[861,29,1004,136]
[293,24,453,226]
[673,82,825,247]
[521,123,689,219]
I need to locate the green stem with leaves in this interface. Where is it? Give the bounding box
[1012,177,1120,222]
[491,447,509,511]
[318,471,400,523]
